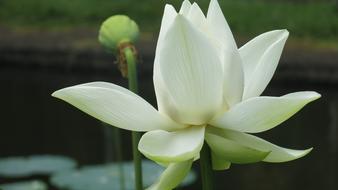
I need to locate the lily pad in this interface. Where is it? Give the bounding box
[0,155,77,177]
[51,160,196,190]
[0,180,47,190]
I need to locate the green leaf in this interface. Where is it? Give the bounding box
[0,155,76,177]
[0,180,47,190]
[51,160,196,190]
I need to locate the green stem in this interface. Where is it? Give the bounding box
[200,143,214,190]
[123,46,143,190]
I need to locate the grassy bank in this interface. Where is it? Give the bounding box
[0,0,337,44]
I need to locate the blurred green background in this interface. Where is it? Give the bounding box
[0,0,337,49]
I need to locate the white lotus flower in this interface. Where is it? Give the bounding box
[52,0,320,189]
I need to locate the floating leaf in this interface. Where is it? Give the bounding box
[0,180,47,190]
[51,160,196,190]
[0,155,77,177]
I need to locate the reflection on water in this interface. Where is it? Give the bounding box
[0,63,336,190]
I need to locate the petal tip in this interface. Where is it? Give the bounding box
[280,29,289,34]
[304,147,313,154]
[51,89,63,99]
[269,147,313,163]
[164,4,176,12]
[303,91,322,101]
[291,147,313,160]
[283,91,321,102]
[51,91,57,98]
[51,87,75,100]
[282,29,289,37]
[312,92,322,100]
[275,29,289,40]
[268,29,289,41]
[179,0,192,15]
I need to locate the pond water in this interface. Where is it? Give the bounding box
[0,59,336,190]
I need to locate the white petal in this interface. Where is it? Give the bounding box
[52,82,183,132]
[221,48,244,107]
[179,0,192,16]
[153,69,175,116]
[205,133,269,164]
[240,30,289,99]
[186,3,206,30]
[210,91,321,133]
[153,4,177,115]
[147,160,193,190]
[207,0,244,106]
[208,127,313,163]
[138,126,205,163]
[211,151,231,170]
[158,15,224,125]
[155,4,177,56]
[207,0,237,49]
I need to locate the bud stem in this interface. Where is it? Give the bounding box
[123,46,143,190]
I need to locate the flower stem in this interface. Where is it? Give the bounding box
[123,46,143,190]
[200,143,214,190]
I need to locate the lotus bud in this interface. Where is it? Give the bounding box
[98,15,139,52]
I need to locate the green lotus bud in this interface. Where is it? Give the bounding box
[98,15,139,51]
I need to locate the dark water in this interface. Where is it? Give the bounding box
[0,63,336,190]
